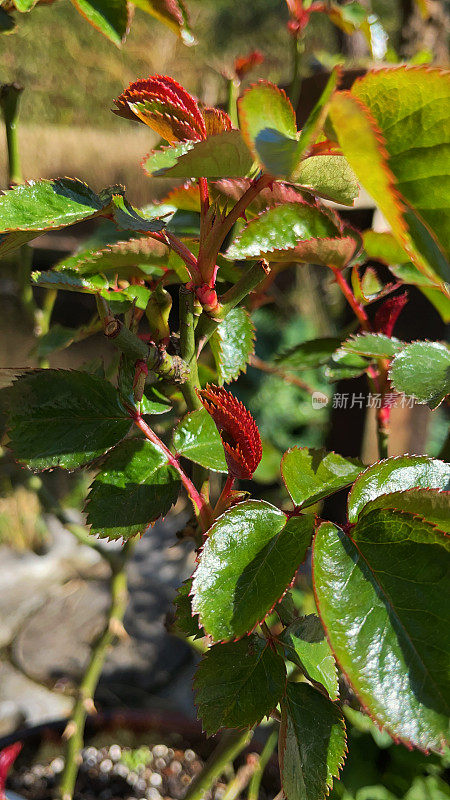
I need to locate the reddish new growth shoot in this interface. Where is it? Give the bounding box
[374,292,408,338]
[0,742,22,800]
[197,384,262,480]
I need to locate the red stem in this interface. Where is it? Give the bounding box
[330,265,371,331]
[148,231,201,280]
[213,474,235,519]
[132,413,212,530]
[220,173,273,241]
[199,177,210,217]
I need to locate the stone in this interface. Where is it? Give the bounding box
[0,661,72,727]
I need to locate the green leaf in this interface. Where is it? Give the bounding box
[33,325,79,359]
[295,69,340,163]
[173,407,227,472]
[70,0,130,45]
[31,269,110,294]
[7,370,131,470]
[389,341,450,409]
[340,333,404,359]
[11,0,35,11]
[280,615,338,700]
[348,455,450,523]
[226,203,361,268]
[53,236,168,277]
[295,156,359,206]
[359,488,450,533]
[279,682,346,800]
[330,67,450,284]
[238,82,298,177]
[313,511,450,751]
[363,230,411,266]
[174,578,203,639]
[191,501,314,642]
[0,179,116,258]
[282,447,363,509]
[140,385,172,416]
[325,349,369,380]
[276,337,342,370]
[86,439,180,540]
[142,131,254,179]
[111,195,166,233]
[210,307,255,385]
[387,262,450,323]
[132,0,194,45]
[194,635,286,735]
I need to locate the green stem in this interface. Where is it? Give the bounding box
[196,259,270,350]
[289,34,304,110]
[0,82,23,185]
[184,730,253,800]
[58,541,133,800]
[36,288,58,368]
[179,286,201,410]
[100,308,189,384]
[228,78,240,128]
[247,728,278,800]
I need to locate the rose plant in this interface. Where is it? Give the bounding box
[0,29,449,800]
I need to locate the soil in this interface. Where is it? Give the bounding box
[8,743,205,800]
[8,740,279,800]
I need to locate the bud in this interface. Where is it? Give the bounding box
[197,384,262,480]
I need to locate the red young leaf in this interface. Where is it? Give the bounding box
[234,50,264,81]
[374,292,408,337]
[197,384,262,480]
[200,106,233,136]
[0,743,22,800]
[113,75,207,142]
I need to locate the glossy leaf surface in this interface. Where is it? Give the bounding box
[142,131,254,179]
[7,370,131,470]
[0,179,115,257]
[86,439,180,540]
[53,236,168,276]
[174,578,203,639]
[280,615,338,700]
[173,407,227,472]
[313,511,450,751]
[192,501,314,641]
[348,455,450,523]
[340,333,404,359]
[210,307,255,384]
[279,682,346,800]
[359,488,450,533]
[226,203,360,268]
[282,447,363,509]
[195,635,286,735]
[389,341,450,409]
